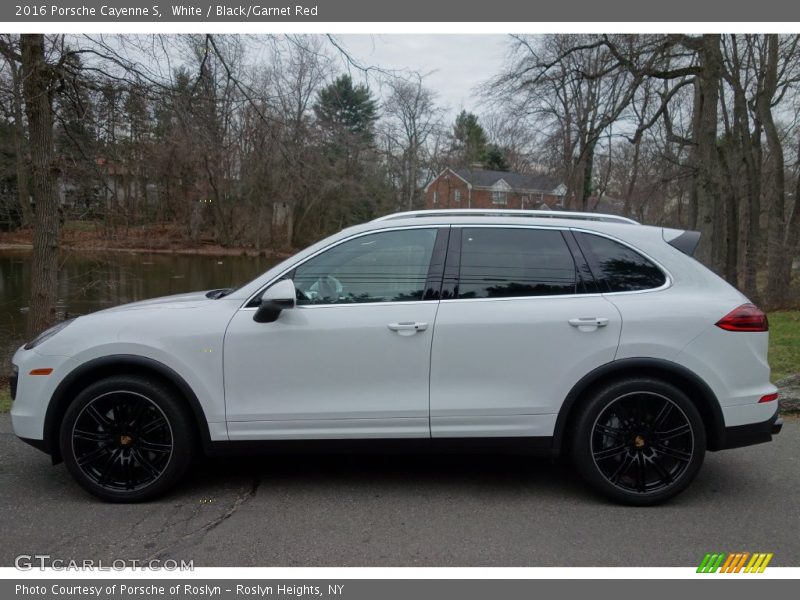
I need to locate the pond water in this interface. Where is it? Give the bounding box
[0,250,279,365]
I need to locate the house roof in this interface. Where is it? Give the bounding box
[451,168,562,193]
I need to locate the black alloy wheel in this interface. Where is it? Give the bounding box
[572,378,706,505]
[70,390,174,492]
[590,391,693,494]
[60,376,194,502]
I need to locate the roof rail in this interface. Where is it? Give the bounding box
[372,209,640,225]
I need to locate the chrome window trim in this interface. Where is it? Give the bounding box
[439,292,601,304]
[240,300,438,311]
[239,225,443,310]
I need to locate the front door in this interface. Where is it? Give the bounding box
[224,227,443,440]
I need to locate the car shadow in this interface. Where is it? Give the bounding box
[183,449,594,502]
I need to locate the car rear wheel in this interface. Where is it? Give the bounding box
[59,375,194,502]
[571,378,706,505]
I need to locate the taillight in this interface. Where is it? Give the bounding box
[759,393,779,403]
[715,304,769,332]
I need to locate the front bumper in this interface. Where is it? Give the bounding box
[719,404,782,450]
[10,347,72,446]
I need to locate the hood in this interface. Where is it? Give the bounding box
[98,290,216,313]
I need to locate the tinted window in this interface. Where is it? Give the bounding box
[294,229,437,305]
[457,228,577,299]
[576,233,666,292]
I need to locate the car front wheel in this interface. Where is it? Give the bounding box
[59,375,194,502]
[571,378,706,506]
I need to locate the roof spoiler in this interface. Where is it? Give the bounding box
[663,228,701,257]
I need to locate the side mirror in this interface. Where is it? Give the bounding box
[253,279,296,323]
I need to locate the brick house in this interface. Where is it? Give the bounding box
[423,167,566,210]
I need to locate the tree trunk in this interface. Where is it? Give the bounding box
[742,116,762,304]
[692,35,723,271]
[687,80,702,231]
[720,147,740,285]
[574,138,596,211]
[10,63,32,227]
[623,138,642,218]
[581,142,595,211]
[21,34,61,337]
[758,35,790,308]
[783,137,800,285]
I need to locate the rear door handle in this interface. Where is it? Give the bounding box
[568,317,609,329]
[387,322,428,336]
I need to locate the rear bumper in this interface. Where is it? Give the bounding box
[17,436,49,454]
[719,404,782,450]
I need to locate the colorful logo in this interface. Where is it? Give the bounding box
[697,552,773,573]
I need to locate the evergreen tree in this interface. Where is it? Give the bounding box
[313,74,377,141]
[451,110,487,166]
[482,143,510,171]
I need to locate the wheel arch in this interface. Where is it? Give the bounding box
[43,355,213,463]
[552,358,725,453]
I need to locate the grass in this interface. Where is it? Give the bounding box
[0,311,796,415]
[769,311,800,383]
[0,386,10,414]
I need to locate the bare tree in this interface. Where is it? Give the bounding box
[487,34,646,210]
[720,34,764,302]
[382,75,442,210]
[0,35,32,227]
[753,35,800,307]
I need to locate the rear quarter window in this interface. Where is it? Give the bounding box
[575,232,666,292]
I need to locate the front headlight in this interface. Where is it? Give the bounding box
[24,319,75,350]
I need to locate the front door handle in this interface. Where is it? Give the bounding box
[568,317,610,330]
[387,322,428,336]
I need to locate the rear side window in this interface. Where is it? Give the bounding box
[575,232,666,292]
[457,228,577,298]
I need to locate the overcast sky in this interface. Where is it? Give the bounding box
[336,35,510,117]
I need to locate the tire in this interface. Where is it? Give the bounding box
[571,377,706,506]
[59,375,195,503]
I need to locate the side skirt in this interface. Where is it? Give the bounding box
[205,436,557,458]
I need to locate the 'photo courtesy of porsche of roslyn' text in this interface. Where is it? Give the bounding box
[0,0,799,595]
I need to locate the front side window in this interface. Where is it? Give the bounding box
[575,232,666,292]
[293,228,437,305]
[457,228,577,299]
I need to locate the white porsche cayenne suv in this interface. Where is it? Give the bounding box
[10,209,781,504]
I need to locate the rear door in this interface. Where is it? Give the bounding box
[429,226,622,438]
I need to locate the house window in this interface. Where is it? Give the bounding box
[432,190,438,205]
[492,190,507,205]
[453,190,461,203]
